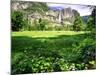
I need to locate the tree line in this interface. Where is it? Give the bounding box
[11,2,96,31]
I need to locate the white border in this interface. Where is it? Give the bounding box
[0,0,10,75]
[0,0,98,75]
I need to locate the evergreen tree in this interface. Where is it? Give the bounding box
[73,12,84,31]
[11,11,24,31]
[87,6,96,31]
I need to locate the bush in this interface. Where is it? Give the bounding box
[11,11,24,31]
[38,19,49,30]
[11,53,33,74]
[45,25,73,31]
[72,37,96,69]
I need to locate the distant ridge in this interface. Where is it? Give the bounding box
[49,6,64,11]
[82,15,90,23]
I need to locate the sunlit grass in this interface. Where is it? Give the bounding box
[12,31,88,38]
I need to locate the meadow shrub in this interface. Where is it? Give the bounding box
[21,19,30,31]
[11,53,33,74]
[72,37,96,69]
[45,25,73,31]
[38,19,50,31]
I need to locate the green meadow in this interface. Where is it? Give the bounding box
[12,31,95,74]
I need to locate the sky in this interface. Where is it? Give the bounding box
[47,3,93,16]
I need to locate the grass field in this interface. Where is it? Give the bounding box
[11,31,95,74]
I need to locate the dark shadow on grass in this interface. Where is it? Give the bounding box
[12,33,95,62]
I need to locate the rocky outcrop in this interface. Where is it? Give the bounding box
[11,1,80,25]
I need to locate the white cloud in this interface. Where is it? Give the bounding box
[23,0,96,5]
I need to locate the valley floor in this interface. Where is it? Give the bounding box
[11,31,96,74]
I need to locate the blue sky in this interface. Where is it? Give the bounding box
[47,3,93,16]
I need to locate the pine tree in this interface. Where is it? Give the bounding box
[87,7,96,31]
[73,13,84,31]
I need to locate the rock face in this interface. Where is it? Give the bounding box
[62,7,73,19]
[11,1,79,25]
[44,7,77,25]
[61,7,75,24]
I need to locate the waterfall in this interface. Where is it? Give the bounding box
[58,10,61,23]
